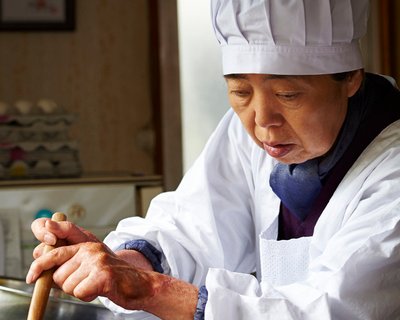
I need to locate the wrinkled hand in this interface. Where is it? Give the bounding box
[30,218,153,270]
[30,217,98,249]
[27,218,155,309]
[26,241,154,309]
[27,218,199,318]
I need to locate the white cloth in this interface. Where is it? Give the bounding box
[211,0,369,75]
[101,108,400,319]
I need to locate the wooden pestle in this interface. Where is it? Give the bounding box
[27,212,67,320]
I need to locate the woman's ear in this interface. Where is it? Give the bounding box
[347,69,364,97]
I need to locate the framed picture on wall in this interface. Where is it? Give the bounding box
[0,0,75,31]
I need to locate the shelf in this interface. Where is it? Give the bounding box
[0,173,163,188]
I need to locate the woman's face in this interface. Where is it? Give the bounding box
[225,72,362,164]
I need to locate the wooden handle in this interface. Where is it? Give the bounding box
[27,212,67,320]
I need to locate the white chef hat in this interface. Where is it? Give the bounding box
[211,0,370,75]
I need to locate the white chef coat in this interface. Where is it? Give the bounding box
[100,106,400,319]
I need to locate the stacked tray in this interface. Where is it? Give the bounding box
[0,100,81,179]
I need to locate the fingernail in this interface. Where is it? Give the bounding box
[44,233,56,245]
[26,271,33,284]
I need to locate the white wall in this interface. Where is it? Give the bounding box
[177,0,230,172]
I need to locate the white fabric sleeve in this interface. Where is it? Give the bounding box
[100,110,258,317]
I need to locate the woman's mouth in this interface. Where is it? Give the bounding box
[263,142,293,158]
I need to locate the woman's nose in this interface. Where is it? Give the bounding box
[253,98,283,128]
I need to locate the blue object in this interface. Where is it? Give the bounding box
[118,239,164,273]
[194,286,208,320]
[34,208,53,219]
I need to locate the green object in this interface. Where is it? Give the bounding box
[34,209,53,219]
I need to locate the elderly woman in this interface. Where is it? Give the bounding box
[27,0,400,319]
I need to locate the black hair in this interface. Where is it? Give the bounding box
[331,70,365,97]
[330,70,363,82]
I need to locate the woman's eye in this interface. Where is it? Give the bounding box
[231,90,250,98]
[276,92,299,100]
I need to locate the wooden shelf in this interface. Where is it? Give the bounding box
[0,173,162,188]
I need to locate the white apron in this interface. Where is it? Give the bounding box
[260,222,311,288]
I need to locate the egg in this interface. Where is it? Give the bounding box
[0,101,9,115]
[37,99,59,114]
[15,100,34,115]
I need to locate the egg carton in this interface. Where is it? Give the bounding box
[0,113,76,126]
[0,159,82,179]
[0,140,79,152]
[0,99,66,117]
[0,121,69,131]
[0,146,78,165]
[0,129,69,143]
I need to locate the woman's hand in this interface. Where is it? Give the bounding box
[28,218,153,304]
[27,218,199,319]
[26,240,198,319]
[30,217,98,248]
[26,241,155,308]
